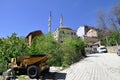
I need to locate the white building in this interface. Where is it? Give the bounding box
[76,26,85,38]
[76,26,98,38]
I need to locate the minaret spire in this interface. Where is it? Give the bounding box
[48,11,52,33]
[60,14,63,27]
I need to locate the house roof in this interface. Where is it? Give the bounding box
[84,25,98,34]
[26,30,43,39]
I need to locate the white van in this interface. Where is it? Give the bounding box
[97,46,107,53]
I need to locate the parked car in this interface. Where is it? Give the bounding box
[97,46,107,53]
[90,47,98,54]
[117,49,120,56]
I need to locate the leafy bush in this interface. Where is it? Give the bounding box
[0,33,28,73]
[61,37,86,67]
[101,29,120,46]
[29,34,62,66]
[29,34,86,67]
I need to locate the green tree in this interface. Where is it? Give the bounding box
[97,4,120,45]
[0,33,86,73]
[29,34,86,67]
[29,34,62,66]
[0,33,28,73]
[108,29,120,45]
[61,37,86,67]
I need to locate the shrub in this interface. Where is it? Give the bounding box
[61,37,86,67]
[0,33,28,73]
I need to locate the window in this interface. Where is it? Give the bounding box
[59,31,64,34]
[61,31,64,34]
[71,32,73,35]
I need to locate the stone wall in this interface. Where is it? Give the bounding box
[107,46,120,53]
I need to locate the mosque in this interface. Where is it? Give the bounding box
[51,14,77,43]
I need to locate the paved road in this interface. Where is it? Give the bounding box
[61,53,120,80]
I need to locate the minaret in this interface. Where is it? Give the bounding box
[60,14,63,27]
[48,11,52,33]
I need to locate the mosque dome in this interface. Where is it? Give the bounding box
[58,26,72,30]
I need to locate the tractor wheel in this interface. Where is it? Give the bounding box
[27,65,40,79]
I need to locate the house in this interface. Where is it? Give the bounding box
[86,29,98,37]
[77,25,100,47]
[76,26,86,38]
[26,30,43,46]
[76,25,98,38]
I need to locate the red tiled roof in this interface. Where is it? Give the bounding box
[26,30,43,39]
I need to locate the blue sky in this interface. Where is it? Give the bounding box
[0,0,120,37]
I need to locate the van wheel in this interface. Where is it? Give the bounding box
[27,65,40,79]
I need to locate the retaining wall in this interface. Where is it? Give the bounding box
[107,46,120,53]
